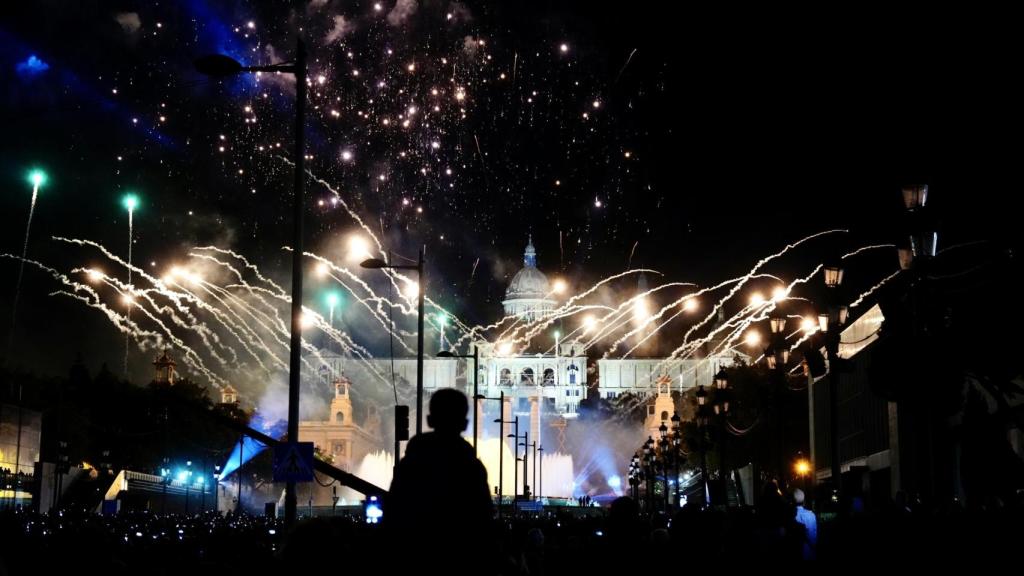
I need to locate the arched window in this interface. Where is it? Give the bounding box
[568,364,579,385]
[500,368,512,385]
[336,412,345,423]
[661,410,669,421]
[521,368,535,385]
[542,368,555,385]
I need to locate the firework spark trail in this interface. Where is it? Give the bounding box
[449,314,520,350]
[574,283,697,352]
[223,283,293,332]
[54,289,165,351]
[664,231,845,362]
[305,253,417,348]
[186,266,290,350]
[105,265,277,375]
[8,182,41,353]
[472,268,664,351]
[283,158,386,258]
[88,271,237,368]
[671,274,777,354]
[188,281,286,373]
[190,253,286,320]
[560,269,661,311]
[621,264,828,404]
[124,207,135,376]
[102,249,285,374]
[303,158,665,354]
[292,249,417,329]
[294,309,392,388]
[601,286,708,357]
[842,244,895,259]
[466,268,662,350]
[491,302,619,357]
[10,246,435,393]
[1,253,203,378]
[521,301,625,349]
[694,266,823,362]
[615,278,754,359]
[627,241,639,268]
[615,48,638,83]
[54,237,159,286]
[112,281,227,387]
[51,236,148,375]
[849,269,902,308]
[193,247,289,295]
[55,237,291,376]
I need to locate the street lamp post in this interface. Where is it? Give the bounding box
[696,385,710,506]
[538,445,544,501]
[670,413,682,507]
[822,260,847,510]
[214,465,221,513]
[195,40,308,526]
[529,440,538,501]
[765,314,790,485]
[160,459,170,515]
[362,248,426,435]
[200,461,207,513]
[482,392,507,515]
[629,453,641,501]
[515,431,530,500]
[506,416,521,514]
[898,185,939,502]
[438,346,479,455]
[658,423,670,511]
[236,435,244,514]
[642,436,655,513]
[184,461,193,515]
[713,367,731,506]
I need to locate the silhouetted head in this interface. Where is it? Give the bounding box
[792,488,805,506]
[608,496,639,524]
[427,388,469,434]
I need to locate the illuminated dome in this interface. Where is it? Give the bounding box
[503,237,555,321]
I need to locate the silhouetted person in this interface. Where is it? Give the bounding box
[792,488,817,560]
[388,389,494,575]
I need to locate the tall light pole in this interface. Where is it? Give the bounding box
[822,260,847,510]
[515,430,530,499]
[504,416,521,514]
[898,184,938,502]
[658,423,670,511]
[766,311,790,484]
[438,346,479,455]
[642,436,655,512]
[712,367,731,506]
[482,392,507,516]
[537,445,544,501]
[196,39,307,526]
[362,247,426,434]
[670,413,682,507]
[696,385,710,506]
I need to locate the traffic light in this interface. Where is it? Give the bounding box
[395,405,410,441]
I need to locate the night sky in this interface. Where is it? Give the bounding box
[1,2,1018,379]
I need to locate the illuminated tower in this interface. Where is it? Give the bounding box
[152,350,177,385]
